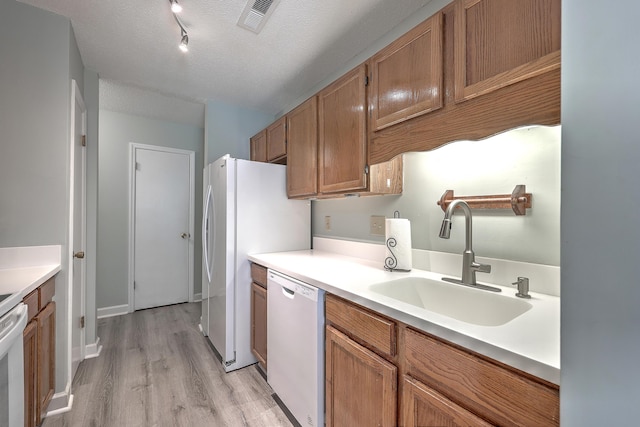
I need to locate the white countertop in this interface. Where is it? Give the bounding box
[0,245,61,318]
[249,249,560,385]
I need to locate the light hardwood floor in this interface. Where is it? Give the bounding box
[43,303,293,427]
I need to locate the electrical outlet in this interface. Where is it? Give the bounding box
[370,215,385,236]
[325,216,331,231]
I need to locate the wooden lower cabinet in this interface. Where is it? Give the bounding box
[37,301,56,421]
[325,325,397,427]
[401,375,492,427]
[23,277,56,427]
[23,320,38,427]
[325,294,559,427]
[250,282,267,369]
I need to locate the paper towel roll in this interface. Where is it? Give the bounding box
[384,218,412,271]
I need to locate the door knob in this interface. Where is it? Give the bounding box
[181,233,190,239]
[74,251,85,259]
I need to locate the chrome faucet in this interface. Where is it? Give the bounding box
[439,200,499,292]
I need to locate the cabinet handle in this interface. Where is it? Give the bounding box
[73,251,85,259]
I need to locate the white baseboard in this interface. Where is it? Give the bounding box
[97,304,129,319]
[85,336,103,359]
[45,388,73,417]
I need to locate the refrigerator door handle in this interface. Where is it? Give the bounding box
[202,184,213,283]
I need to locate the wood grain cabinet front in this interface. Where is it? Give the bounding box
[325,326,397,427]
[401,375,493,427]
[250,129,267,162]
[318,64,368,195]
[23,276,56,427]
[250,263,268,370]
[286,97,318,199]
[453,0,561,103]
[369,12,444,132]
[266,117,287,163]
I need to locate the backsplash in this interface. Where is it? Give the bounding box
[312,125,561,267]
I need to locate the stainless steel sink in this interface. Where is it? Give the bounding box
[369,277,532,326]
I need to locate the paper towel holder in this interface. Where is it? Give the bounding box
[437,185,532,215]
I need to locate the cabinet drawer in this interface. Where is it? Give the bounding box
[39,277,55,309]
[23,289,39,323]
[250,263,268,288]
[405,328,559,426]
[325,294,396,357]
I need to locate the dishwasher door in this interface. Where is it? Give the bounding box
[267,270,324,427]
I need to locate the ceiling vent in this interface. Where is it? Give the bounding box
[237,0,281,34]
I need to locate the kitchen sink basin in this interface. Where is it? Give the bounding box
[369,277,532,326]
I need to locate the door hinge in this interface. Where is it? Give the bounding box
[135,162,141,171]
[81,135,87,147]
[80,316,85,328]
[365,75,369,86]
[133,281,136,289]
[364,165,369,175]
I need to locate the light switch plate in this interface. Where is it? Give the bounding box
[370,215,385,236]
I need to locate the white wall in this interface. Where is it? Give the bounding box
[313,126,561,267]
[561,0,640,423]
[97,110,204,310]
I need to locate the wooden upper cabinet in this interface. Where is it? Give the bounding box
[369,12,443,132]
[250,129,267,162]
[266,117,287,162]
[318,64,368,194]
[286,97,318,198]
[454,0,561,102]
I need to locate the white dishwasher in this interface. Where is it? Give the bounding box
[267,270,324,427]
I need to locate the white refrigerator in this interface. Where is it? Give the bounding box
[201,155,310,372]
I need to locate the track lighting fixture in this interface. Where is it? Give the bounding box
[171,0,182,14]
[169,0,189,53]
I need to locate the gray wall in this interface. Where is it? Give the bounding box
[204,99,274,164]
[0,0,87,398]
[313,126,561,266]
[0,0,71,247]
[561,0,640,423]
[97,110,204,309]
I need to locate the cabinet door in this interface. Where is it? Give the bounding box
[325,326,397,427]
[318,65,368,194]
[286,97,318,198]
[250,282,267,369]
[23,320,38,427]
[370,12,443,131]
[250,129,267,162]
[37,301,55,423]
[402,376,493,427]
[454,0,561,102]
[266,117,287,162]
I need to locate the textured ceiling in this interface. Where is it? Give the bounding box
[18,0,435,125]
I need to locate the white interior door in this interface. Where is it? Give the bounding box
[70,80,86,381]
[133,146,193,311]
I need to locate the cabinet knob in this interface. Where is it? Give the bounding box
[181,233,190,239]
[74,251,85,259]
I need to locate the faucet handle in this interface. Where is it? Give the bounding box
[471,261,491,273]
[512,277,531,299]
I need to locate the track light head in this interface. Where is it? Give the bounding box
[171,0,182,14]
[179,32,189,52]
